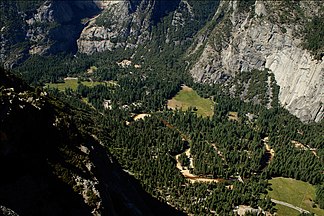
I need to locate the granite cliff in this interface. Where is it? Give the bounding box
[77,0,199,54]
[76,0,324,122]
[0,0,322,122]
[188,0,323,122]
[0,0,100,67]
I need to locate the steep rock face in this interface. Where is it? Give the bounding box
[0,0,100,67]
[77,1,139,54]
[26,0,100,55]
[0,69,105,215]
[77,0,183,54]
[189,0,323,122]
[265,44,323,122]
[1,1,322,122]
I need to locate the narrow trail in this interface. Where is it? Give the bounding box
[291,140,319,158]
[157,117,313,213]
[263,137,275,163]
[271,199,310,214]
[175,149,222,183]
[175,148,222,183]
[159,117,227,183]
[210,142,225,161]
[133,113,151,121]
[159,118,190,141]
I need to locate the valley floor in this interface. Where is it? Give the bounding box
[268,177,324,215]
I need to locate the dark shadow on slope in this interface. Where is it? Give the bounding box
[0,67,186,216]
[152,0,181,24]
[260,151,272,170]
[90,143,187,216]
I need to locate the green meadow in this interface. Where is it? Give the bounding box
[167,85,214,117]
[46,79,110,91]
[268,177,324,215]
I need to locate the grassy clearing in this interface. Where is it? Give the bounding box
[275,204,300,216]
[46,79,79,91]
[46,79,110,91]
[268,177,324,215]
[167,85,214,117]
[82,81,107,87]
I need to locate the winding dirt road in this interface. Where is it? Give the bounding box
[159,117,233,183]
[271,199,310,214]
[175,148,221,183]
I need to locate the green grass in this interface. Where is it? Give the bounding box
[82,81,106,87]
[46,79,79,91]
[275,204,300,216]
[46,79,110,91]
[167,86,214,117]
[268,177,324,215]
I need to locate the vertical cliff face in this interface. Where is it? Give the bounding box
[265,43,323,122]
[77,0,146,54]
[77,0,182,54]
[0,0,100,67]
[188,0,323,122]
[1,0,322,122]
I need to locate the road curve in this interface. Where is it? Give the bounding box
[271,199,310,214]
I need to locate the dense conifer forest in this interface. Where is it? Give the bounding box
[4,1,323,214]
[10,40,323,214]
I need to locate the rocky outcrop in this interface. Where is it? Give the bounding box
[1,0,322,122]
[26,0,100,54]
[189,0,323,122]
[1,0,185,59]
[0,68,184,216]
[265,44,323,122]
[77,0,182,54]
[0,0,100,67]
[0,206,19,216]
[77,1,136,54]
[1,0,217,62]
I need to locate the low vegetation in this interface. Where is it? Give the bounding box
[45,79,108,91]
[268,177,324,215]
[303,15,324,60]
[167,85,214,117]
[8,2,324,215]
[275,204,300,216]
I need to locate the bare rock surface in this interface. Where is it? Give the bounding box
[189,0,323,122]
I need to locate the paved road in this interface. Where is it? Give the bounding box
[271,199,310,214]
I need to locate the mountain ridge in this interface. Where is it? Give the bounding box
[0,0,322,123]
